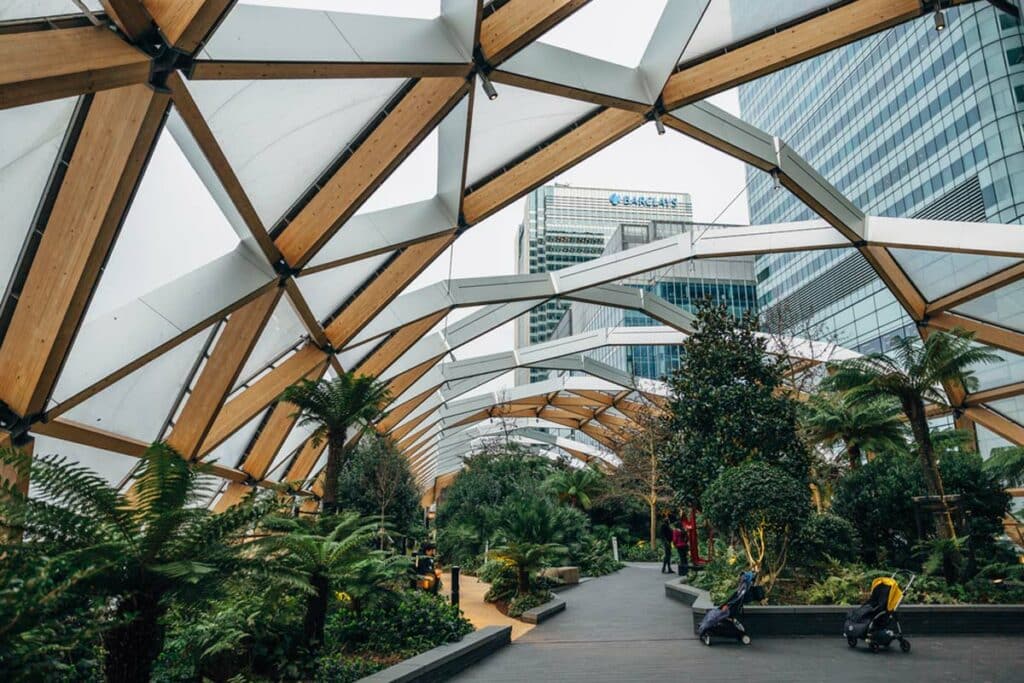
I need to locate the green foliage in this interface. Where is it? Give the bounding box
[480,560,518,604]
[437,523,484,573]
[314,653,386,683]
[280,373,391,449]
[662,301,811,507]
[800,393,906,468]
[335,434,421,536]
[324,590,472,658]
[492,496,569,594]
[572,537,624,577]
[621,539,661,562]
[831,451,921,566]
[544,465,606,510]
[702,461,809,584]
[938,448,1013,572]
[790,513,861,571]
[800,563,881,606]
[507,591,553,618]
[688,553,749,604]
[0,443,277,682]
[984,445,1024,486]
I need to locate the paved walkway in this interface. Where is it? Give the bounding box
[441,570,535,641]
[451,562,1023,682]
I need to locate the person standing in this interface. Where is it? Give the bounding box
[672,521,689,577]
[659,516,674,574]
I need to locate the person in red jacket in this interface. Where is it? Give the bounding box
[672,521,689,577]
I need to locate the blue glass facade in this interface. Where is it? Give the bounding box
[740,4,1024,456]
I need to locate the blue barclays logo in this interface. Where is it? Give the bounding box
[609,193,678,208]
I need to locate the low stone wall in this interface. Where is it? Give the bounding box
[360,625,511,682]
[664,579,1024,636]
[521,596,566,624]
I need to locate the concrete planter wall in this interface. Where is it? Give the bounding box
[360,625,511,682]
[665,579,1024,636]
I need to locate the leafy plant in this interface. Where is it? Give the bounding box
[984,445,1024,486]
[335,433,421,541]
[544,465,605,510]
[621,540,661,562]
[1,443,276,683]
[572,537,623,577]
[507,591,553,618]
[800,393,906,469]
[789,513,861,572]
[824,330,1000,538]
[491,497,568,595]
[280,373,390,515]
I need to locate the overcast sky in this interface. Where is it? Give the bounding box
[89,0,752,398]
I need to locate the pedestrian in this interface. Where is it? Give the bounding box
[673,520,689,577]
[659,516,674,574]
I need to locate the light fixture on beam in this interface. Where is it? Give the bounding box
[480,71,498,100]
[771,169,782,190]
[934,1,946,32]
[653,111,666,136]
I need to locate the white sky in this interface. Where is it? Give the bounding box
[89,0,753,399]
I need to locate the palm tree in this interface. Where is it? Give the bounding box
[824,330,1001,538]
[801,392,906,469]
[543,465,605,510]
[0,443,275,683]
[254,511,407,650]
[280,373,391,515]
[492,497,567,594]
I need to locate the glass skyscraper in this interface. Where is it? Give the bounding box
[514,184,693,384]
[550,221,757,381]
[740,3,1024,457]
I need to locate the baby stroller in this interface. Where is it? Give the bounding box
[698,570,764,646]
[843,570,915,653]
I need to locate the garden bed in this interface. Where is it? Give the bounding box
[665,578,1024,636]
[360,626,511,682]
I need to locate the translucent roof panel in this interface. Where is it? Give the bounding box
[537,0,667,68]
[185,77,406,227]
[889,249,1021,302]
[206,4,461,63]
[237,0,440,20]
[202,409,265,470]
[680,1,838,64]
[465,81,598,186]
[295,251,395,322]
[954,279,1024,333]
[0,1,100,21]
[990,397,1024,430]
[29,434,135,488]
[969,345,1024,393]
[62,326,213,442]
[356,129,439,216]
[88,127,241,320]
[0,96,77,299]
[232,294,308,391]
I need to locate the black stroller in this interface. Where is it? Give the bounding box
[698,570,764,646]
[843,570,915,653]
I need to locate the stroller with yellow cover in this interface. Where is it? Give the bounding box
[843,571,915,653]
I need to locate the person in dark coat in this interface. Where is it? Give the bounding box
[659,517,674,574]
[673,521,690,576]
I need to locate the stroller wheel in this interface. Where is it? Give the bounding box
[701,634,712,646]
[846,637,857,648]
[900,639,911,653]
[740,634,751,645]
[869,642,881,654]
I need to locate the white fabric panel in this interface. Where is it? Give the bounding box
[29,434,135,488]
[206,6,461,63]
[465,81,598,185]
[955,280,1024,333]
[0,96,77,300]
[232,295,307,391]
[266,421,315,481]
[55,248,275,401]
[437,96,471,220]
[356,130,439,216]
[295,251,394,322]
[680,0,837,64]
[440,0,478,59]
[537,0,667,68]
[62,326,213,443]
[500,42,651,105]
[186,77,405,227]
[0,0,100,20]
[889,249,1021,301]
[203,409,264,470]
[337,344,373,372]
[971,346,1024,392]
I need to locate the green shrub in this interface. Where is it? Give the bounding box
[324,590,473,658]
[572,538,624,576]
[480,560,519,604]
[688,553,748,604]
[507,591,553,618]
[790,513,861,572]
[964,563,1024,604]
[314,653,386,683]
[622,540,661,562]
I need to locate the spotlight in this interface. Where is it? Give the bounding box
[480,71,498,100]
[771,169,781,190]
[653,112,666,136]
[934,9,946,31]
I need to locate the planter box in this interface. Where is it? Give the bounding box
[520,596,566,624]
[664,578,1024,636]
[540,566,580,585]
[360,625,511,682]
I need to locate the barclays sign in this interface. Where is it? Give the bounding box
[608,192,678,209]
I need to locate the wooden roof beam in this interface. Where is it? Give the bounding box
[964,405,1024,446]
[0,26,151,109]
[926,261,1024,315]
[480,0,591,65]
[0,84,168,417]
[100,0,157,41]
[968,381,1024,406]
[274,79,467,269]
[925,312,1024,355]
[141,0,233,53]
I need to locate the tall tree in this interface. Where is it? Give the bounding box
[280,373,390,515]
[543,465,605,511]
[661,301,810,506]
[336,434,420,543]
[610,406,672,547]
[0,443,274,683]
[800,392,906,469]
[824,330,1000,538]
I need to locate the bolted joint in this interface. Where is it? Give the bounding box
[147,44,193,91]
[273,259,302,279]
[0,402,36,444]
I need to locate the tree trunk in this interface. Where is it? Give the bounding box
[517,567,531,595]
[846,442,862,469]
[103,592,165,683]
[648,499,657,549]
[906,398,956,539]
[304,573,330,650]
[321,434,347,516]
